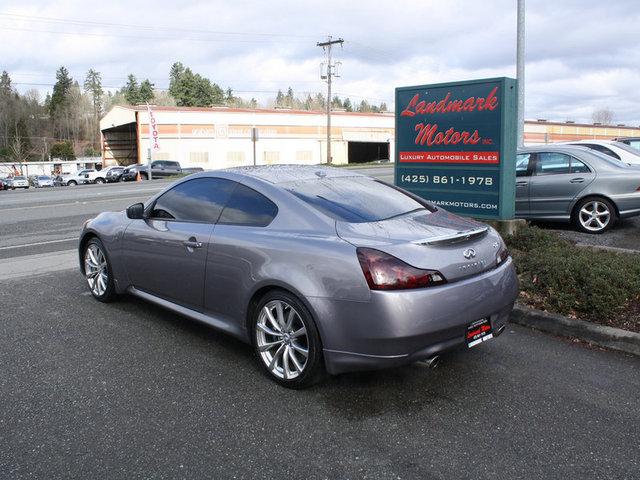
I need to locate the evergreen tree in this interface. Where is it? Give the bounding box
[304,94,313,110]
[0,71,11,96]
[331,95,343,109]
[83,69,103,117]
[358,99,371,112]
[343,97,353,112]
[275,89,285,107]
[123,74,140,104]
[169,62,185,98]
[379,102,388,112]
[167,63,224,107]
[139,79,155,103]
[249,98,258,109]
[49,66,73,116]
[285,87,294,107]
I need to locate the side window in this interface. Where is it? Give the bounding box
[570,157,591,174]
[151,161,161,168]
[218,183,278,227]
[516,154,531,177]
[536,152,571,175]
[150,178,236,223]
[584,144,620,160]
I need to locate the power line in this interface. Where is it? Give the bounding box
[0,12,318,40]
[0,25,311,44]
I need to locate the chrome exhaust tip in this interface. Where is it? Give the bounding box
[495,324,506,337]
[423,355,440,369]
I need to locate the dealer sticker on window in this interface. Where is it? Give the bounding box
[466,318,493,348]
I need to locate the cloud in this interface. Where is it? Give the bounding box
[0,0,638,125]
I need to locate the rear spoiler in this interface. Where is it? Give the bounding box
[411,227,489,246]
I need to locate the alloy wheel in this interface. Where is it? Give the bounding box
[255,300,309,380]
[578,200,610,232]
[84,243,108,297]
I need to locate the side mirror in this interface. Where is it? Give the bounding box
[126,202,145,219]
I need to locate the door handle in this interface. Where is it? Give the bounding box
[516,181,528,187]
[183,238,203,250]
[570,178,585,183]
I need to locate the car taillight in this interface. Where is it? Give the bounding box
[356,247,446,290]
[496,245,510,265]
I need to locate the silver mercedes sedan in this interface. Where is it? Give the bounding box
[516,145,640,233]
[79,166,518,388]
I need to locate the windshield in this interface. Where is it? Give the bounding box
[283,177,430,223]
[14,176,25,180]
[38,176,50,180]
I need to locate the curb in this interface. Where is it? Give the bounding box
[575,243,640,255]
[510,305,640,357]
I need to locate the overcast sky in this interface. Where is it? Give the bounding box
[1,0,639,125]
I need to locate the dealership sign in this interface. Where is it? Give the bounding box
[146,104,160,151]
[395,77,517,219]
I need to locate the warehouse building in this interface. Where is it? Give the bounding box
[100,105,640,168]
[100,106,394,168]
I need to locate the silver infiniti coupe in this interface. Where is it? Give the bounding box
[516,145,640,233]
[79,166,518,388]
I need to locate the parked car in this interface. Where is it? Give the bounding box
[59,169,95,186]
[79,166,518,388]
[0,178,10,190]
[34,175,54,188]
[516,145,640,233]
[559,140,640,165]
[121,161,182,181]
[105,166,125,183]
[613,137,640,152]
[84,166,123,184]
[10,176,29,189]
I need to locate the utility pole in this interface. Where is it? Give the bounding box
[317,36,343,164]
[516,0,525,147]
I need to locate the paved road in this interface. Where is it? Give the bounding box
[1,168,639,479]
[1,270,638,479]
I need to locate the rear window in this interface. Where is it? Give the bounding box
[283,177,428,223]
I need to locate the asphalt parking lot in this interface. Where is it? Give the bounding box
[1,172,639,479]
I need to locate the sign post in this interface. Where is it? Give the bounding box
[395,77,517,220]
[251,127,259,166]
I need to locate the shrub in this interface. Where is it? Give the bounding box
[504,225,640,322]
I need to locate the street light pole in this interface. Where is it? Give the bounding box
[516,0,525,148]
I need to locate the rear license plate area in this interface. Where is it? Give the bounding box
[466,318,493,348]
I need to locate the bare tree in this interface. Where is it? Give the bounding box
[591,108,614,125]
[8,134,31,164]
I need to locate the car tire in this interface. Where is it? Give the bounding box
[83,237,117,302]
[95,177,105,184]
[252,290,325,389]
[119,176,125,182]
[139,172,148,181]
[68,180,77,186]
[574,197,617,234]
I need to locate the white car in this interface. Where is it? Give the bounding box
[559,140,640,165]
[10,176,29,189]
[60,169,95,186]
[84,166,122,184]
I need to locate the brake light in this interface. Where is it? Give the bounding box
[496,245,510,265]
[356,248,446,290]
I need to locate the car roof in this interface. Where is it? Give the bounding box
[217,164,366,184]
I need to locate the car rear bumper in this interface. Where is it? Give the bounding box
[309,259,518,375]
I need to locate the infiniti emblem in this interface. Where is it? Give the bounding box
[463,248,477,259]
